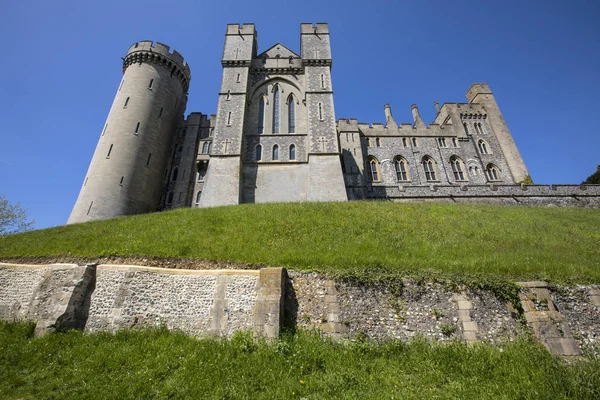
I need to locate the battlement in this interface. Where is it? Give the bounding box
[466,83,492,103]
[300,23,329,34]
[124,40,191,91]
[226,23,256,35]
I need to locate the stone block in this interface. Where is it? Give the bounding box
[463,331,477,342]
[253,268,286,340]
[456,301,473,310]
[457,309,471,320]
[462,321,478,332]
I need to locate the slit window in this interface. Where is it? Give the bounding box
[102,124,107,136]
[227,111,232,126]
[146,153,151,166]
[148,79,154,89]
[135,122,140,134]
[124,97,129,107]
[106,144,113,158]
[158,107,163,118]
[87,201,93,215]
[119,176,124,186]
[258,96,265,134]
[318,103,323,120]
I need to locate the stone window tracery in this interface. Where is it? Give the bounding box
[394,157,410,182]
[367,157,381,182]
[450,156,467,181]
[486,164,501,181]
[422,156,437,181]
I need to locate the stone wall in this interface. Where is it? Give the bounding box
[1,263,598,357]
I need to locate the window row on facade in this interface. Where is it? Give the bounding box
[366,155,502,183]
[366,136,460,149]
[255,144,296,161]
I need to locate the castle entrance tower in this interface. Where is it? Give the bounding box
[68,41,190,224]
[200,23,346,207]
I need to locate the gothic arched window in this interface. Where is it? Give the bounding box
[272,144,279,161]
[258,96,265,134]
[463,123,470,135]
[422,156,437,181]
[288,95,295,133]
[478,139,489,154]
[366,157,381,182]
[394,157,410,182]
[486,164,501,181]
[273,86,280,133]
[450,156,467,181]
[256,144,262,161]
[289,144,296,161]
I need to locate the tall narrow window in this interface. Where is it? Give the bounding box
[197,164,206,181]
[288,95,295,133]
[171,167,178,182]
[119,80,124,91]
[376,138,381,147]
[452,137,458,147]
[258,96,265,134]
[84,177,88,186]
[289,144,296,160]
[119,176,124,186]
[135,122,140,134]
[478,139,489,154]
[196,191,202,203]
[102,124,107,136]
[367,158,380,182]
[463,123,470,135]
[422,157,437,181]
[227,112,232,126]
[450,156,466,181]
[148,79,154,89]
[438,137,447,147]
[273,86,280,133]
[158,107,163,118]
[226,90,231,100]
[124,97,130,107]
[256,144,262,161]
[167,192,173,204]
[318,102,323,120]
[394,157,410,182]
[402,137,407,147]
[321,74,325,89]
[106,144,113,158]
[236,73,241,83]
[412,137,418,147]
[146,153,151,166]
[87,201,93,215]
[272,144,279,161]
[202,142,209,154]
[486,164,501,181]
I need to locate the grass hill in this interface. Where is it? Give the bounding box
[1,202,599,283]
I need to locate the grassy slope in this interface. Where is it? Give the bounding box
[1,322,599,400]
[1,202,599,282]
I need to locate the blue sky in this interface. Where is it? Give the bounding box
[1,0,599,230]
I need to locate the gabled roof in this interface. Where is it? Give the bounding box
[257,42,300,59]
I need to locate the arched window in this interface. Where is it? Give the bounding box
[422,157,437,181]
[256,144,262,161]
[273,86,280,133]
[475,123,485,135]
[288,95,295,133]
[366,157,381,182]
[463,123,470,135]
[202,142,209,154]
[376,138,381,147]
[171,167,178,182]
[486,164,501,181]
[450,156,467,181]
[272,144,279,161]
[167,191,174,204]
[394,157,410,182]
[196,191,202,204]
[289,144,296,160]
[258,96,265,134]
[478,139,489,154]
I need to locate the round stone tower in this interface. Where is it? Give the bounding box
[68,41,191,224]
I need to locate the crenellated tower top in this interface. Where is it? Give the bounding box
[123,41,191,92]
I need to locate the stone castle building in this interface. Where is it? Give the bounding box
[69,23,596,224]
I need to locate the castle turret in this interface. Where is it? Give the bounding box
[67,41,190,224]
[466,83,529,182]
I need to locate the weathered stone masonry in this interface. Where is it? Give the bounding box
[2,263,598,357]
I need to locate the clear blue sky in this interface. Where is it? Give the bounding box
[1,0,599,230]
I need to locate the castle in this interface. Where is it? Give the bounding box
[68,23,596,225]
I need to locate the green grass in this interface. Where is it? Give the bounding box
[1,322,599,399]
[1,202,599,282]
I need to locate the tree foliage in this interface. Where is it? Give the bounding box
[583,165,600,184]
[0,195,34,235]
